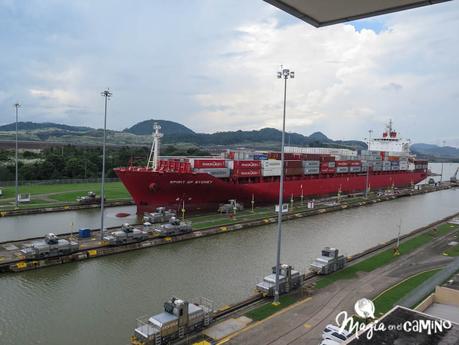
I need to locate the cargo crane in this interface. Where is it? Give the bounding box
[451,167,459,184]
[131,296,214,345]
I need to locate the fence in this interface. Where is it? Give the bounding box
[399,257,459,308]
[0,177,120,186]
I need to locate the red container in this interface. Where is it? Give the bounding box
[335,161,350,167]
[320,155,335,162]
[284,167,304,176]
[233,160,261,169]
[268,152,281,160]
[232,168,261,177]
[320,167,336,174]
[349,161,362,167]
[193,159,226,169]
[284,160,302,168]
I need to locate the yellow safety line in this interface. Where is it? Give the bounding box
[216,297,312,344]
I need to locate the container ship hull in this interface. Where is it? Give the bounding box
[114,167,427,214]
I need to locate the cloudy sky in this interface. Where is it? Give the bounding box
[0,0,458,145]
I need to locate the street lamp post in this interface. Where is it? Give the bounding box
[273,67,294,305]
[365,129,373,198]
[100,89,112,240]
[440,140,445,183]
[14,103,20,208]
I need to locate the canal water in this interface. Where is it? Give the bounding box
[0,163,458,345]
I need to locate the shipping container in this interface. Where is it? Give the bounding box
[232,167,261,177]
[229,160,261,169]
[261,168,281,177]
[262,160,282,167]
[253,154,268,160]
[190,159,226,169]
[284,160,303,168]
[302,160,320,167]
[336,167,349,173]
[195,168,230,178]
[349,166,362,173]
[391,166,400,171]
[336,161,350,167]
[284,167,304,176]
[320,168,337,174]
[349,161,362,167]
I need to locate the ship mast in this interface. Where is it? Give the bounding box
[146,122,163,171]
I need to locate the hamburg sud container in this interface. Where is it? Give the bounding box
[230,160,261,169]
[335,161,350,167]
[232,167,262,177]
[190,159,226,169]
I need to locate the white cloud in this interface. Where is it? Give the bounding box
[191,3,459,144]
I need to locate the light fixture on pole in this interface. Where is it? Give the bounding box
[100,89,112,240]
[365,129,373,198]
[14,103,20,208]
[273,66,294,305]
[440,140,445,183]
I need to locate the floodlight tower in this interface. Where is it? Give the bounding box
[273,67,294,305]
[100,89,112,240]
[14,103,20,208]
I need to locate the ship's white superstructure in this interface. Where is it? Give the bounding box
[368,120,410,154]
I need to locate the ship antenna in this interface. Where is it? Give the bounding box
[146,122,163,171]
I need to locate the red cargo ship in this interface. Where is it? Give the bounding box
[114,122,428,214]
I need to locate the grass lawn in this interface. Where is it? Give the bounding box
[0,182,131,208]
[315,223,458,289]
[245,295,297,321]
[373,269,441,316]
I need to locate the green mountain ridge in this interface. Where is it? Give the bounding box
[0,120,457,160]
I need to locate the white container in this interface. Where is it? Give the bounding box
[194,168,230,178]
[262,168,281,176]
[262,160,282,167]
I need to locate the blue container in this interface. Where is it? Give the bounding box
[79,228,91,238]
[253,154,268,160]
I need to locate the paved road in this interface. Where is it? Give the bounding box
[225,227,457,345]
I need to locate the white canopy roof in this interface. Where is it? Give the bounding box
[264,0,451,27]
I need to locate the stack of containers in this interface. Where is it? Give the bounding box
[261,160,282,176]
[336,160,350,174]
[284,160,303,176]
[302,160,320,175]
[349,160,362,173]
[320,155,336,174]
[230,160,262,177]
[399,157,409,170]
[190,159,230,178]
[158,160,192,173]
[382,160,392,171]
